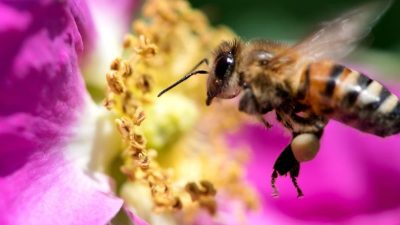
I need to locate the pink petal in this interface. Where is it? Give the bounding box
[0,154,122,225]
[0,1,123,224]
[0,0,86,182]
[125,207,150,225]
[83,0,139,88]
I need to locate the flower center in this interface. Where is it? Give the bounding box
[104,0,259,221]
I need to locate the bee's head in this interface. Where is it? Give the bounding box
[206,40,242,105]
[157,39,242,106]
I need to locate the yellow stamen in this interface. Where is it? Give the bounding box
[106,70,124,95]
[104,0,260,222]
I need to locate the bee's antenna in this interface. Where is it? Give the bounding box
[157,70,208,97]
[157,58,209,97]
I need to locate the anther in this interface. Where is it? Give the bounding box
[103,94,115,110]
[200,180,217,196]
[136,74,153,93]
[133,109,146,125]
[110,57,121,70]
[185,182,201,201]
[121,61,132,77]
[115,118,131,139]
[122,34,135,49]
[199,197,217,215]
[106,71,124,95]
[172,197,183,210]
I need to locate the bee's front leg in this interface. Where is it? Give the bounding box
[239,87,273,128]
[272,130,323,198]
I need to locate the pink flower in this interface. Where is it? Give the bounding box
[2,1,399,224]
[0,1,137,224]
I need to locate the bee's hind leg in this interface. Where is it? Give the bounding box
[271,143,303,198]
[272,130,323,198]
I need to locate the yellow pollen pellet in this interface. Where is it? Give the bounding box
[291,133,320,162]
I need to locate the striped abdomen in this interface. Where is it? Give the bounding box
[296,60,400,137]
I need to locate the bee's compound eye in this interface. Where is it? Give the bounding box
[214,53,234,80]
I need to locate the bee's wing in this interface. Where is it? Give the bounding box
[269,0,392,70]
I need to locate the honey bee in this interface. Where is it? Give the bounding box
[158,0,398,197]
